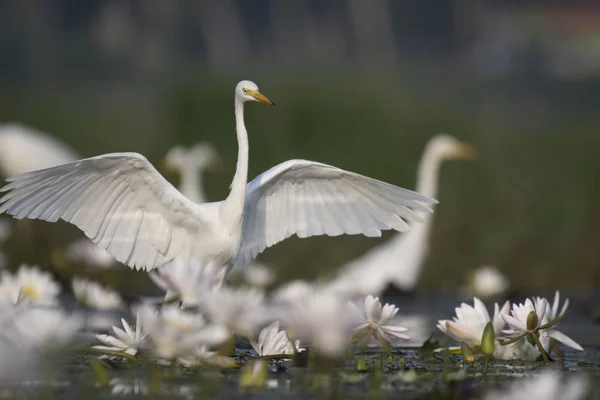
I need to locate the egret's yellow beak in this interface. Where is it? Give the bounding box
[247,89,276,106]
[454,142,477,159]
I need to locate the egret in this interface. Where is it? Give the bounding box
[0,80,436,276]
[0,123,79,177]
[163,142,220,204]
[330,133,475,295]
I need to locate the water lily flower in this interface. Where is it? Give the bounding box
[437,298,509,347]
[0,306,82,382]
[250,321,303,356]
[349,295,410,348]
[437,298,537,360]
[469,266,509,298]
[278,289,356,357]
[483,369,588,400]
[138,304,228,363]
[149,258,224,307]
[502,298,547,336]
[198,286,270,337]
[0,306,82,350]
[93,313,146,357]
[65,238,116,269]
[533,292,583,352]
[72,277,124,310]
[0,265,60,306]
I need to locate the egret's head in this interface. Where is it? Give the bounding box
[429,133,476,160]
[164,142,220,172]
[235,80,275,105]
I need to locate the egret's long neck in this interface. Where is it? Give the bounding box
[387,146,444,289]
[222,99,249,223]
[416,146,443,199]
[180,161,206,204]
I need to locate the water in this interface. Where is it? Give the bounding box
[2,292,600,399]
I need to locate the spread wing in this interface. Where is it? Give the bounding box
[0,153,208,271]
[236,159,437,268]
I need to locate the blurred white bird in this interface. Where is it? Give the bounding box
[0,80,435,277]
[330,134,475,295]
[163,143,220,204]
[0,123,80,177]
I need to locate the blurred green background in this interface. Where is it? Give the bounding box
[0,1,599,294]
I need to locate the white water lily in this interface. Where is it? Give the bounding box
[72,277,124,310]
[278,289,356,357]
[0,265,60,306]
[502,298,547,336]
[0,306,82,350]
[349,295,410,347]
[198,286,269,337]
[436,298,537,360]
[65,238,116,269]
[532,292,583,352]
[138,304,228,362]
[483,369,588,400]
[0,304,82,382]
[250,321,303,356]
[93,313,146,356]
[437,298,509,347]
[149,258,224,307]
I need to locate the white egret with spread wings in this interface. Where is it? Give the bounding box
[0,80,437,276]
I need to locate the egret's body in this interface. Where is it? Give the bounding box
[163,143,219,204]
[0,123,80,177]
[331,134,474,295]
[0,81,436,275]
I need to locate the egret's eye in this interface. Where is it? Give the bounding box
[242,88,249,94]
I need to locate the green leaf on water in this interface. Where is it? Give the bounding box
[91,359,110,387]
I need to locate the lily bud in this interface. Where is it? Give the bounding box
[526,311,539,330]
[480,322,495,357]
[461,342,475,366]
[356,356,367,372]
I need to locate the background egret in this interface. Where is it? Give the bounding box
[0,81,436,278]
[163,142,220,204]
[330,134,475,295]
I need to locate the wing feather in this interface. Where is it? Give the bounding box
[236,159,437,268]
[0,152,207,271]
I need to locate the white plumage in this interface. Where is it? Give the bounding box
[0,80,436,275]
